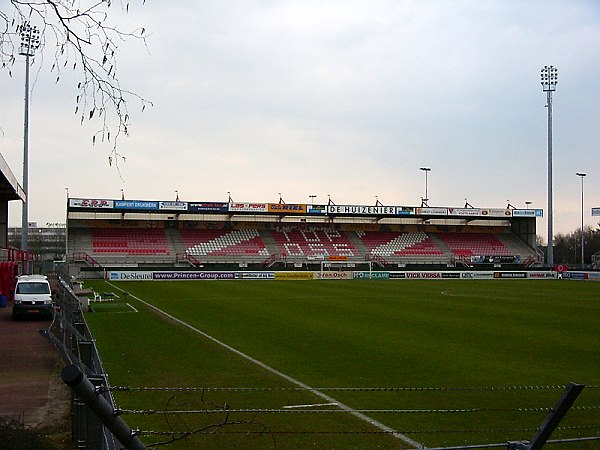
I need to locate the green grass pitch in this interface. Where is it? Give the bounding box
[83,279,600,449]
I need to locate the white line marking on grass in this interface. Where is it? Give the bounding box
[127,303,138,313]
[283,403,337,409]
[106,282,422,448]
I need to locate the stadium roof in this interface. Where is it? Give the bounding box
[0,152,25,202]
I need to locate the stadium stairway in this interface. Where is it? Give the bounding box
[164,228,183,259]
[346,231,370,260]
[494,233,535,261]
[428,233,454,260]
[259,230,281,257]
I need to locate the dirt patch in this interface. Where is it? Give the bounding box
[0,304,70,432]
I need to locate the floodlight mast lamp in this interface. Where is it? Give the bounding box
[420,167,431,206]
[19,23,40,253]
[576,172,586,266]
[541,65,558,266]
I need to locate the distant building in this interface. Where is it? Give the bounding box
[8,224,66,262]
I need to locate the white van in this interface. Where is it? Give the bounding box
[12,275,54,320]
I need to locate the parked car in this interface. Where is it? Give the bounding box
[12,275,54,320]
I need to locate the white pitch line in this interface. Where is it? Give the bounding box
[127,303,138,313]
[106,282,422,448]
[283,402,338,409]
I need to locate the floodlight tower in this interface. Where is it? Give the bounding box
[541,65,558,265]
[576,172,586,266]
[19,23,40,252]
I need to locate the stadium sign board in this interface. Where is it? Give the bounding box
[114,200,159,210]
[327,205,397,215]
[307,205,326,214]
[268,204,307,214]
[480,209,513,217]
[159,201,187,211]
[512,209,543,217]
[69,198,113,209]
[229,203,268,213]
[415,207,448,216]
[188,202,229,213]
[448,208,482,216]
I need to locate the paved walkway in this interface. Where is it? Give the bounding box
[0,304,69,428]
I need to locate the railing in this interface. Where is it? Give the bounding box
[261,253,280,267]
[0,246,37,274]
[42,276,144,449]
[176,252,202,267]
[72,252,103,268]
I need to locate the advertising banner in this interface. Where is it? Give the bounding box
[527,272,557,279]
[188,202,229,213]
[69,198,114,209]
[480,209,512,217]
[389,272,406,279]
[275,272,314,280]
[268,204,307,214]
[404,272,443,279]
[228,203,269,213]
[159,201,188,211]
[415,207,448,216]
[235,272,275,279]
[316,271,352,280]
[109,271,153,281]
[353,271,390,279]
[592,208,600,217]
[397,207,415,215]
[493,272,527,279]
[308,205,326,214]
[460,272,494,279]
[114,200,159,211]
[441,272,461,278]
[327,205,397,215]
[512,209,543,217]
[154,272,236,280]
[562,272,587,280]
[108,271,237,280]
[448,208,482,216]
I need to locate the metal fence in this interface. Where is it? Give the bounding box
[43,275,144,450]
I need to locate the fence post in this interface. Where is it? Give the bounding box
[73,393,87,449]
[62,364,146,450]
[509,383,585,450]
[86,376,107,450]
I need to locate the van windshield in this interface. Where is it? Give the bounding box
[16,282,51,295]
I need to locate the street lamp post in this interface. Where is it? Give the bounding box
[576,172,586,266]
[19,22,40,252]
[420,167,431,206]
[309,195,316,205]
[541,65,558,266]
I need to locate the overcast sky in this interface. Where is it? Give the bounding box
[1,0,599,238]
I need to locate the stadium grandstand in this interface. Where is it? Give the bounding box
[66,197,544,277]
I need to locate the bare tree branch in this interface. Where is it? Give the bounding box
[0,0,152,167]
